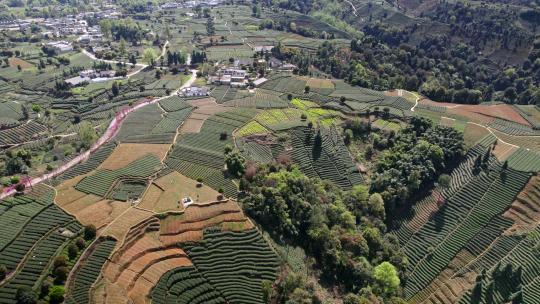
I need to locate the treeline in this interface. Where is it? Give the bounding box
[240,164,408,302]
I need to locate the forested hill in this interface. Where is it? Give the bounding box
[264,0,540,105]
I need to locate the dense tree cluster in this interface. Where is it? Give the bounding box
[369,117,464,215]
[240,164,407,301]
[100,19,146,44]
[267,1,540,105]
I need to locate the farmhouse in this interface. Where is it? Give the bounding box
[46,41,73,53]
[252,77,268,87]
[253,45,274,53]
[65,76,90,86]
[179,86,209,97]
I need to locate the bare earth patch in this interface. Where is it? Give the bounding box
[99,143,170,170]
[8,57,33,69]
[491,140,518,161]
[102,208,154,243]
[179,98,229,133]
[463,123,491,148]
[451,104,530,126]
[440,117,455,127]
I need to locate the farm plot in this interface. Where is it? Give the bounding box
[0,102,23,124]
[101,230,192,304]
[452,104,531,126]
[152,266,226,304]
[54,175,116,226]
[0,224,81,303]
[178,98,229,134]
[206,45,254,61]
[65,238,117,304]
[0,194,52,252]
[457,223,540,304]
[401,161,532,299]
[254,107,339,130]
[166,109,257,197]
[159,200,253,245]
[223,89,288,108]
[0,121,48,146]
[158,96,192,112]
[487,118,540,135]
[165,159,238,199]
[503,174,540,230]
[372,118,402,131]
[260,75,307,94]
[115,104,165,143]
[236,121,268,137]
[290,126,363,189]
[75,154,162,199]
[151,107,192,134]
[99,143,170,170]
[392,143,494,244]
[138,171,221,213]
[304,77,335,95]
[237,139,275,163]
[173,229,279,304]
[0,203,81,303]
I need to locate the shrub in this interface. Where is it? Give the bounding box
[0,264,6,279]
[83,224,97,240]
[40,281,51,298]
[53,256,67,269]
[54,266,69,283]
[15,286,37,304]
[219,131,228,140]
[48,286,65,304]
[75,237,85,250]
[15,183,25,193]
[67,243,78,260]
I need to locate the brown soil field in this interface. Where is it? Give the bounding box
[305,77,334,90]
[463,123,491,148]
[137,184,162,211]
[154,171,220,212]
[440,117,455,127]
[76,199,130,230]
[102,208,154,244]
[385,90,399,97]
[99,143,170,170]
[138,172,221,213]
[55,175,89,206]
[128,257,191,304]
[102,229,192,304]
[418,98,457,108]
[447,108,495,125]
[160,200,243,234]
[55,175,131,230]
[490,129,540,153]
[8,57,34,69]
[158,200,252,245]
[93,278,130,304]
[504,174,540,230]
[179,118,206,133]
[491,140,518,161]
[179,99,228,133]
[451,104,530,126]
